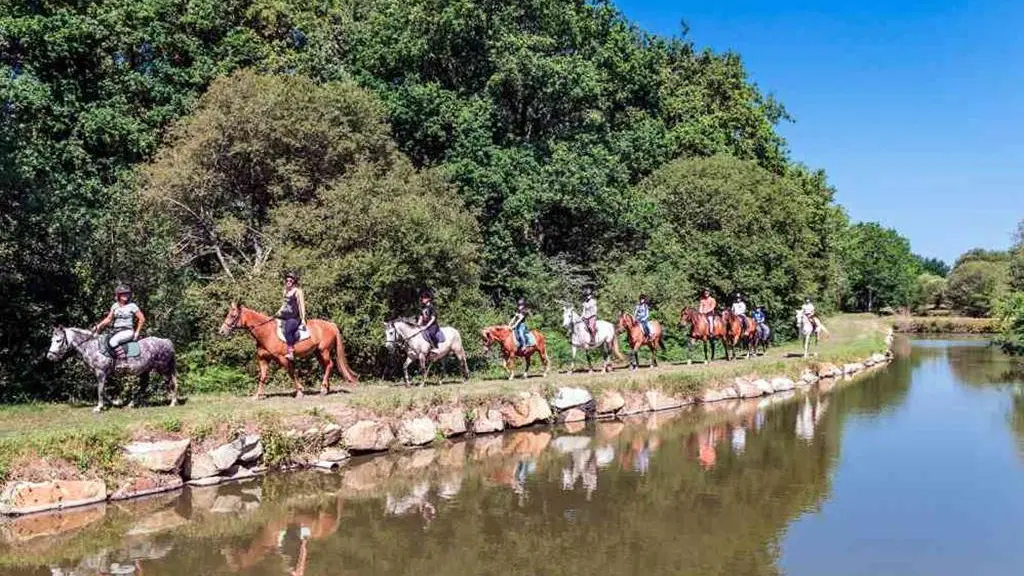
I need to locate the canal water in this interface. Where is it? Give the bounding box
[2,338,1023,575]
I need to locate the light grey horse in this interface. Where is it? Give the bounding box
[795,310,829,358]
[384,319,469,386]
[561,306,622,373]
[46,326,179,412]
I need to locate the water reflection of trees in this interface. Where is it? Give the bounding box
[1,368,923,576]
[945,343,1024,388]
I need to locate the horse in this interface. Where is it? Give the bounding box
[384,318,469,386]
[561,306,624,373]
[720,310,745,361]
[616,313,665,371]
[796,310,829,358]
[752,320,772,356]
[481,325,551,380]
[46,326,178,412]
[678,307,726,364]
[219,302,358,399]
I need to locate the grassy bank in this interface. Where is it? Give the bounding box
[0,315,889,483]
[892,316,997,334]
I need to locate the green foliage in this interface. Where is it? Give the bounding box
[911,273,947,312]
[946,260,1008,317]
[839,222,918,312]
[915,255,950,278]
[996,292,1024,354]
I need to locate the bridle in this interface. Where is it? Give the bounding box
[53,327,96,357]
[221,307,276,335]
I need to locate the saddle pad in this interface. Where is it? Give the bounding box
[523,332,536,347]
[435,329,446,343]
[122,341,142,358]
[276,321,312,343]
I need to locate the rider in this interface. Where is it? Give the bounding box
[581,287,598,345]
[277,271,307,360]
[753,305,769,339]
[509,298,531,351]
[418,288,441,351]
[634,294,652,339]
[731,292,748,333]
[92,284,145,357]
[699,288,717,332]
[801,297,821,332]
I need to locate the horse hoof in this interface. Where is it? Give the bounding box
[320,388,329,396]
[92,405,103,413]
[170,399,178,407]
[295,391,304,399]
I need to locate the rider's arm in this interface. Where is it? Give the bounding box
[93,311,113,333]
[297,289,307,325]
[133,308,145,340]
[509,313,521,328]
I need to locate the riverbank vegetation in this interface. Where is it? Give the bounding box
[0,0,923,402]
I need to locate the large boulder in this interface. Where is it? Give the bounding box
[798,371,818,386]
[619,392,648,415]
[238,435,263,464]
[596,390,625,415]
[771,377,796,391]
[720,386,740,399]
[472,408,505,434]
[186,453,220,480]
[752,379,775,395]
[551,387,593,410]
[733,378,763,399]
[110,475,183,501]
[699,388,725,403]
[500,392,552,428]
[871,352,888,364]
[644,390,683,411]
[123,439,191,474]
[559,408,586,423]
[208,437,246,471]
[436,409,467,437]
[0,480,107,515]
[343,420,396,452]
[397,418,438,447]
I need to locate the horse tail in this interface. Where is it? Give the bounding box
[333,325,359,384]
[611,333,626,362]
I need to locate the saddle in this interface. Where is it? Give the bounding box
[100,335,142,359]
[276,321,312,343]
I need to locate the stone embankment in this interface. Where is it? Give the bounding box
[0,349,893,516]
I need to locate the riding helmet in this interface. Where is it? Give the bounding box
[114,284,131,295]
[420,288,434,300]
[517,298,526,307]
[639,293,648,302]
[583,286,593,297]
[283,270,300,282]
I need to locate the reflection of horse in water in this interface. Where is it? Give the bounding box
[222,500,342,574]
[795,396,828,441]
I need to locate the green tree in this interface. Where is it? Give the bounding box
[945,260,1007,317]
[910,273,947,313]
[915,255,950,278]
[839,222,918,312]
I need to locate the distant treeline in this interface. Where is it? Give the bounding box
[1,0,940,399]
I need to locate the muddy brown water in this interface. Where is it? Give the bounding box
[2,339,1023,575]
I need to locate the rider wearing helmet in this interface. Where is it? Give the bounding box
[92,284,145,357]
[581,287,598,345]
[753,305,769,341]
[277,271,307,360]
[800,297,821,332]
[699,288,717,332]
[731,291,748,333]
[509,298,531,351]
[634,294,652,338]
[418,289,441,351]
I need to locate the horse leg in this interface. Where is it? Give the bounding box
[168,371,179,407]
[419,355,429,387]
[288,361,304,398]
[403,356,414,386]
[569,345,577,375]
[317,349,333,396]
[457,347,470,382]
[255,357,269,400]
[585,348,595,374]
[94,370,108,413]
[523,354,531,379]
[130,372,150,408]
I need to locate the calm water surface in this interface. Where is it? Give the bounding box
[3,339,1024,576]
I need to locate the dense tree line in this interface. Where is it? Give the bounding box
[1,0,918,399]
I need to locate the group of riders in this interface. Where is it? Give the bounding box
[92,273,823,360]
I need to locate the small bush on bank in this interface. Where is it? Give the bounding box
[892,316,998,334]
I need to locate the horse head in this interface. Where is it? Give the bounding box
[384,321,399,351]
[561,306,575,330]
[46,326,71,361]
[219,302,244,336]
[679,307,696,327]
[616,312,633,333]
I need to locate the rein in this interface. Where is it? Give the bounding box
[224,309,278,336]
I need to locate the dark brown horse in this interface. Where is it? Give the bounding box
[219,303,358,398]
[616,313,665,370]
[679,307,726,363]
[720,310,747,361]
[481,325,551,380]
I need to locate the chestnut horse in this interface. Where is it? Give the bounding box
[219,302,358,399]
[721,310,755,360]
[481,325,550,380]
[679,307,726,364]
[616,313,664,370]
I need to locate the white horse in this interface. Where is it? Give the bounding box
[561,306,623,373]
[384,318,469,386]
[795,310,829,358]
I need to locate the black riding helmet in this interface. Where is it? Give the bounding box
[420,288,434,301]
[283,271,300,282]
[639,293,648,303]
[114,284,131,296]
[583,286,593,297]
[517,298,527,309]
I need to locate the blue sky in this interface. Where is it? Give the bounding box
[617,0,1023,263]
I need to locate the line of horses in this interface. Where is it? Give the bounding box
[46,300,824,411]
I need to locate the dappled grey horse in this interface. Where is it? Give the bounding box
[384,318,469,386]
[46,326,179,412]
[561,305,621,373]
